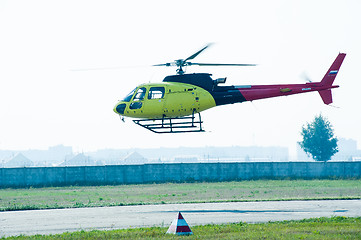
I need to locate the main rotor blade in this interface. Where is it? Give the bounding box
[189,63,257,66]
[70,65,150,71]
[152,63,173,67]
[184,43,213,62]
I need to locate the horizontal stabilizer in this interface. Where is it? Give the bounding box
[318,89,332,105]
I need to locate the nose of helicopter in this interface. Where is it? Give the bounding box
[114,103,126,115]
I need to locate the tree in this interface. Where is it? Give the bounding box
[298,114,338,162]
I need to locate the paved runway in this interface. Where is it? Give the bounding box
[1,200,361,237]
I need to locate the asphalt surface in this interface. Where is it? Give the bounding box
[1,200,361,237]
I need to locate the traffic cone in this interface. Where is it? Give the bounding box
[166,212,193,235]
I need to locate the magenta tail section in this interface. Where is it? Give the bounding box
[235,53,346,105]
[320,53,346,86]
[317,53,346,104]
[318,89,332,105]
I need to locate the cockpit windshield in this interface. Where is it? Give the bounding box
[122,88,136,102]
[133,87,146,101]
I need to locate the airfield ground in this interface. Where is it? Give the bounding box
[1,179,361,239]
[1,216,361,239]
[1,200,361,239]
[1,179,361,211]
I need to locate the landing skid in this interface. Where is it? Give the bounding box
[133,112,204,133]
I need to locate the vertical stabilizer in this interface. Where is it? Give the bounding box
[320,53,346,86]
[317,53,346,105]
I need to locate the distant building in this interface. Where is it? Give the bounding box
[173,156,198,163]
[0,145,73,167]
[333,138,361,160]
[95,160,105,166]
[58,153,95,166]
[122,152,148,165]
[23,145,73,166]
[4,153,33,168]
[86,146,289,163]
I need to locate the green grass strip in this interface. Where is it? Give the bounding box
[1,179,361,211]
[1,216,361,239]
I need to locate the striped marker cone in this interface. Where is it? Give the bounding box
[166,212,193,235]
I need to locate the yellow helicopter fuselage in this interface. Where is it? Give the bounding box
[114,81,216,119]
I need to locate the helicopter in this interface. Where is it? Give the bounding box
[113,44,346,133]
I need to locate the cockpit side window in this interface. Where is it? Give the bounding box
[148,87,165,99]
[133,87,146,101]
[122,88,136,102]
[129,87,147,110]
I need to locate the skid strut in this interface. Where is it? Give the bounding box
[133,111,204,133]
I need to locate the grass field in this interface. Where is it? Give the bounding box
[1,179,360,211]
[1,216,361,239]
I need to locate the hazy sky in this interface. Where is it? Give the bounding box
[0,0,360,156]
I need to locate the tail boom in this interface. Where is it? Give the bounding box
[236,53,345,105]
